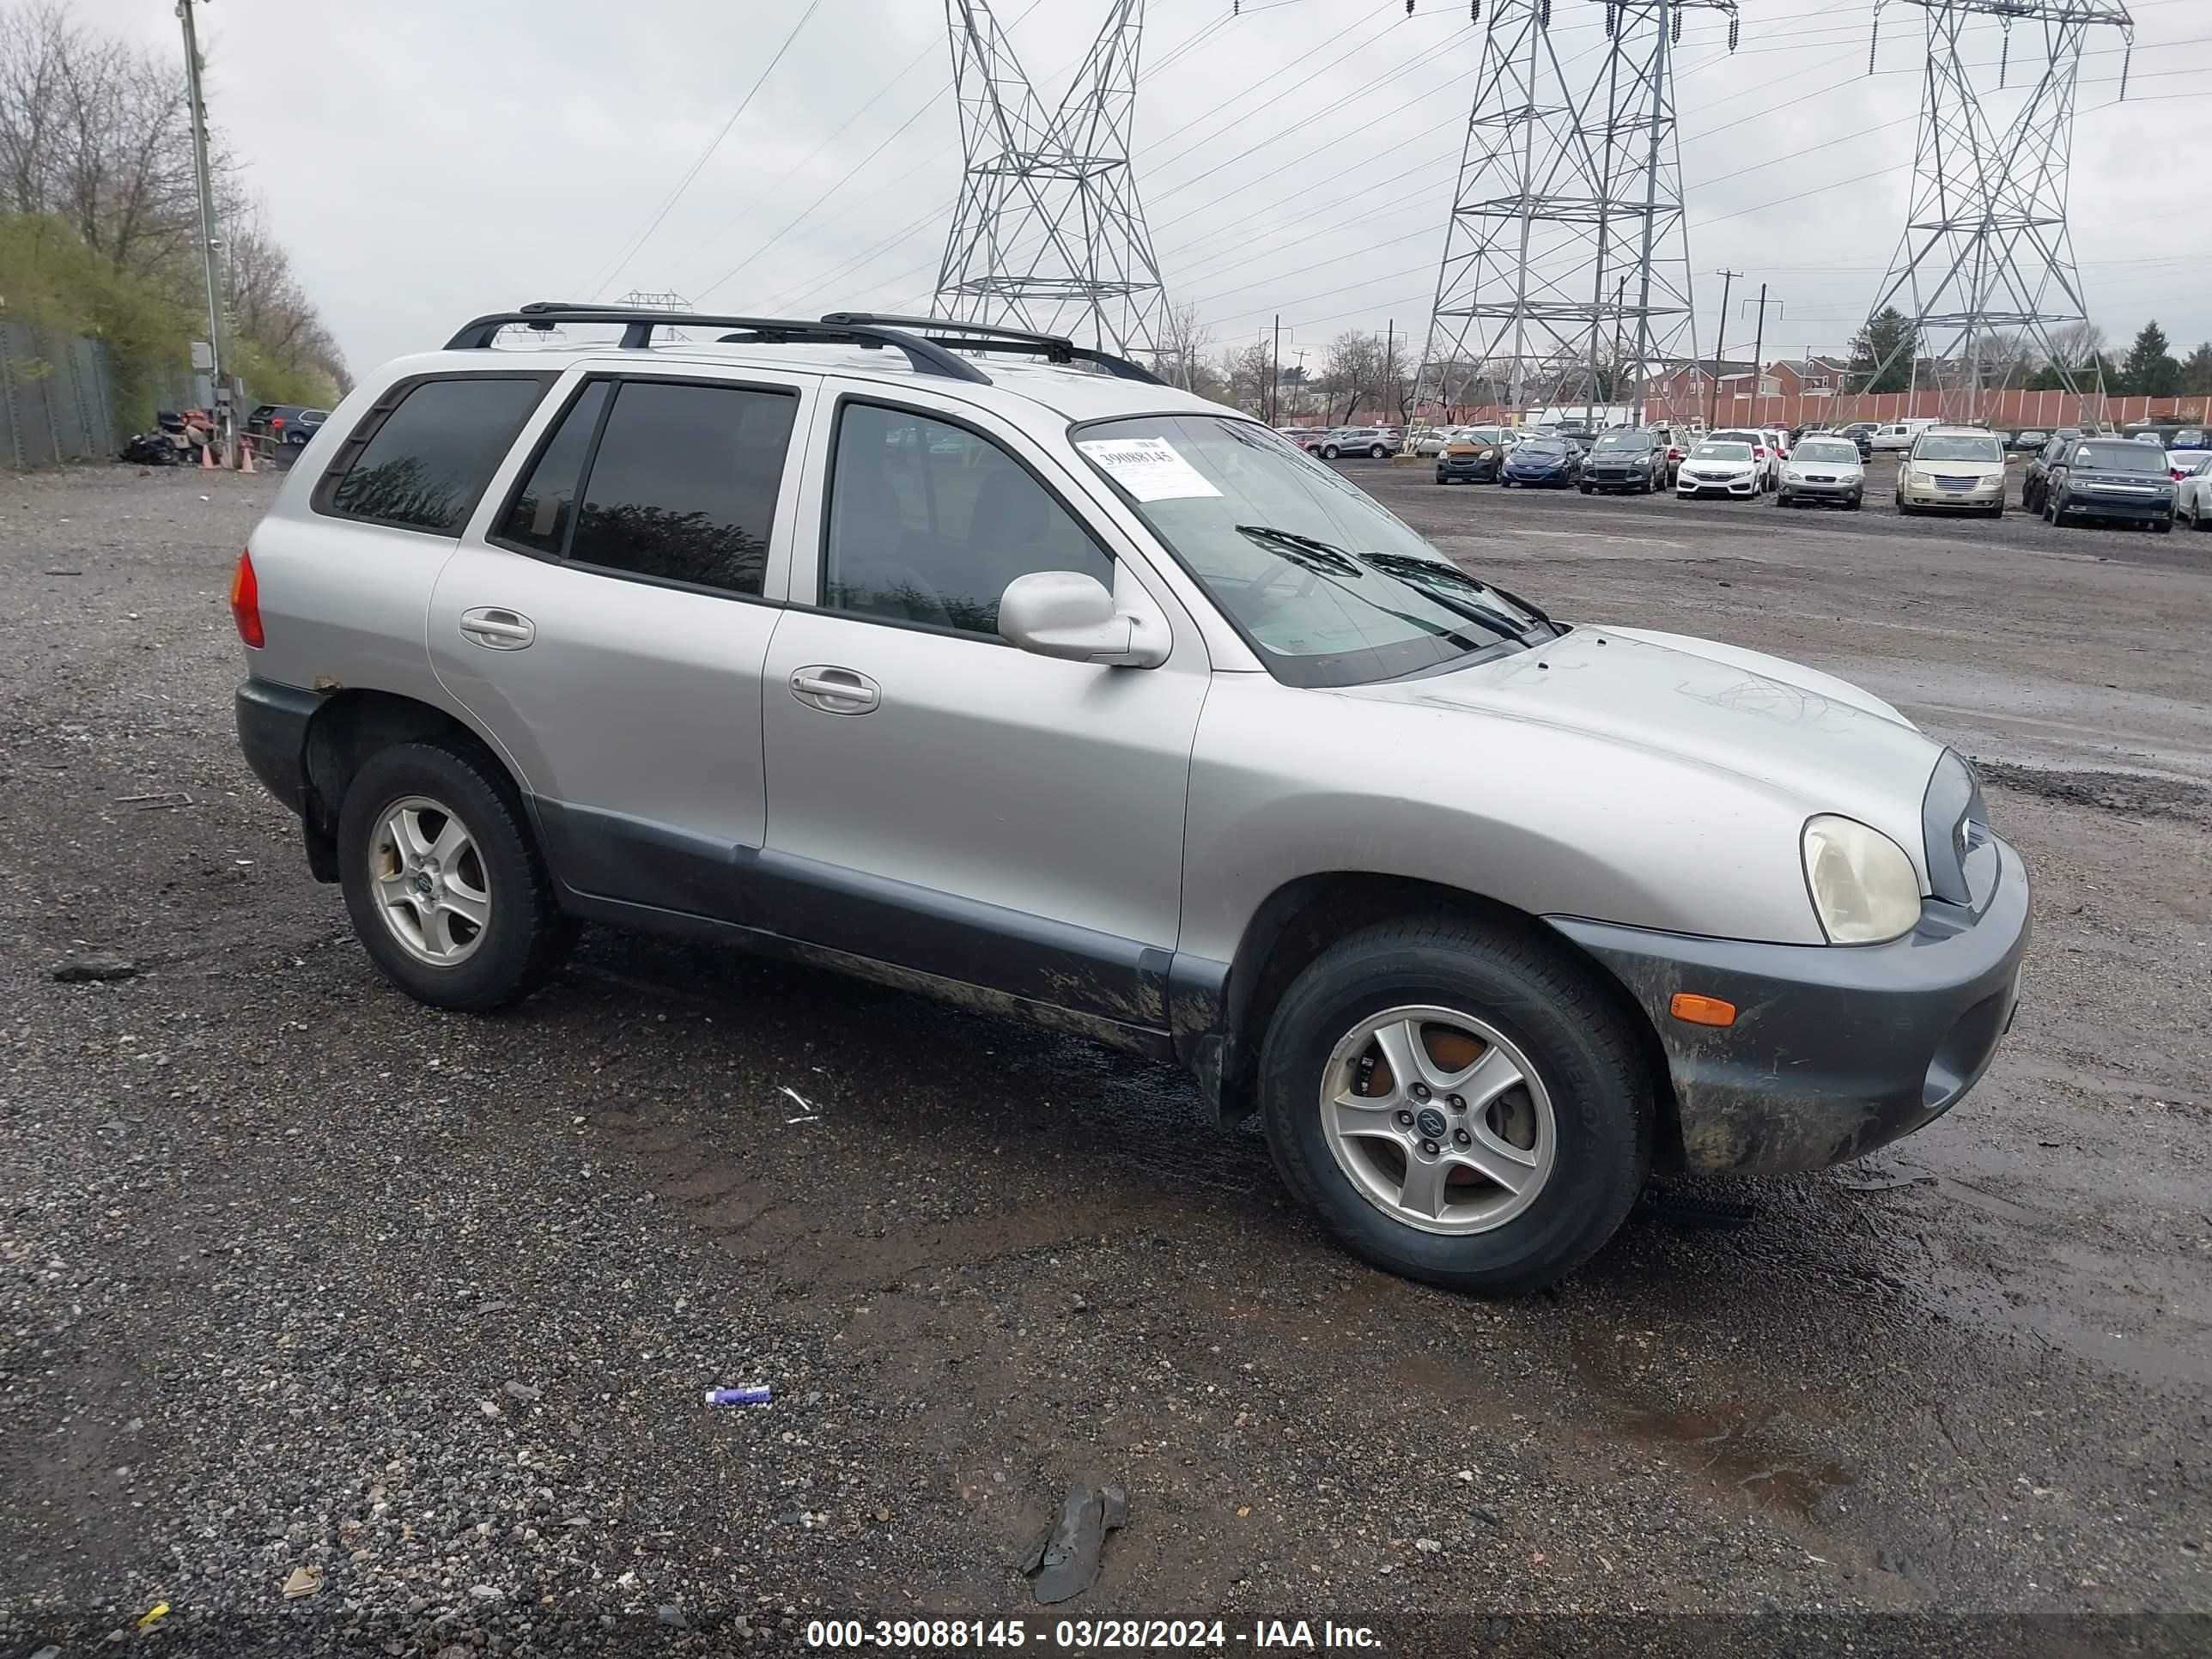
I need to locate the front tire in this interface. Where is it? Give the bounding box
[1258,920,1652,1296]
[1322,446,1340,459]
[1369,445,1388,459]
[337,741,577,1012]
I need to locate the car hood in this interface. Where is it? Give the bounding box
[1345,624,1941,882]
[1508,453,1567,466]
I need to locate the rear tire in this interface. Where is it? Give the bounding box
[337,742,577,1013]
[1258,920,1652,1296]
[1370,445,1388,459]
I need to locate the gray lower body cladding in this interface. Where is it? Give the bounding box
[1547,836,2030,1176]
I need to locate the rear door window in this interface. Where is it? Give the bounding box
[319,375,550,535]
[493,377,799,599]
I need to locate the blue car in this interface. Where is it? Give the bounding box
[1499,436,1583,488]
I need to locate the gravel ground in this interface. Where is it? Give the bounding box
[1,460,2208,1657]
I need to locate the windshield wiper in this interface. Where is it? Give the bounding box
[1231,526,1494,652]
[1356,552,1548,641]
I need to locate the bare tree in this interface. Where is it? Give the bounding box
[1218,337,1273,418]
[0,2,347,398]
[1154,303,1218,396]
[1320,330,1383,425]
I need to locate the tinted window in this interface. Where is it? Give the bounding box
[567,380,797,597]
[823,404,1110,636]
[495,380,611,556]
[1593,432,1655,452]
[325,377,547,533]
[1695,443,1753,459]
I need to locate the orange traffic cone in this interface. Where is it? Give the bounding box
[199,438,216,471]
[239,438,256,474]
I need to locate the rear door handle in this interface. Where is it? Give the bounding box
[460,607,535,649]
[790,665,880,714]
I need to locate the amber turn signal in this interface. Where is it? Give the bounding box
[1668,993,1737,1027]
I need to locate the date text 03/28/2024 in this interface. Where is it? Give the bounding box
[803,1618,1382,1650]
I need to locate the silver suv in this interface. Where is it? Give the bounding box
[231,303,2030,1295]
[1316,427,1392,459]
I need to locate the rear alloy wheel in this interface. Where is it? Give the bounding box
[338,742,577,1012]
[1370,445,1388,459]
[1260,921,1650,1295]
[1322,446,1340,459]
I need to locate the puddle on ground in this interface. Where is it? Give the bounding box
[1614,1407,1857,1523]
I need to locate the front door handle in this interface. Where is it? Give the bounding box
[460,607,535,649]
[790,665,880,714]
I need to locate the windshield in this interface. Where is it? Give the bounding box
[1519,439,1569,455]
[1593,432,1655,452]
[1915,434,2003,462]
[1693,442,1752,461]
[2077,441,2166,473]
[1795,439,1859,464]
[1074,416,1549,688]
[1711,430,1760,446]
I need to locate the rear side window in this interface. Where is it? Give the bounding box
[495,377,798,599]
[319,375,548,534]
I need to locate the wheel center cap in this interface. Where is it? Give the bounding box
[411,872,435,897]
[1415,1107,1449,1140]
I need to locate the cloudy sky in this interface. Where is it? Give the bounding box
[83,0,2212,377]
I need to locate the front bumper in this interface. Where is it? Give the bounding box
[236,678,318,815]
[1678,475,1756,496]
[1504,468,1572,486]
[2066,490,2172,521]
[1437,457,1500,481]
[1585,467,1651,489]
[1899,477,2004,508]
[1548,836,2031,1176]
[1779,477,1860,502]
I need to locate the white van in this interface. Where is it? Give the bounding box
[1870,417,1940,453]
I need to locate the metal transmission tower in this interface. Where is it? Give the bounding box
[936,1,1168,359]
[1414,0,1737,424]
[1862,1,2134,423]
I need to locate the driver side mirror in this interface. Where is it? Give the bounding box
[998,570,1169,669]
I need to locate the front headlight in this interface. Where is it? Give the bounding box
[1801,815,1921,944]
[1784,468,1805,483]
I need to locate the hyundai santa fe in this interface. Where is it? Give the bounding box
[230,302,2031,1296]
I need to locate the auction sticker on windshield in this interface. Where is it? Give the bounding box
[1076,435,1222,501]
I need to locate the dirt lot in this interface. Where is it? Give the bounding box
[1,459,2208,1656]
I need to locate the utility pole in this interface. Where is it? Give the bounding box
[1747,283,1770,428]
[1384,318,1395,439]
[177,0,227,459]
[1270,314,1281,427]
[1710,268,1741,429]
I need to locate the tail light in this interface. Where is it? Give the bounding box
[270,416,285,432]
[1753,447,1767,458]
[230,549,264,647]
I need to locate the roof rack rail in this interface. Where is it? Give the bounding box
[819,313,1165,386]
[441,301,992,385]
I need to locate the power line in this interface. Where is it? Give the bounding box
[582,0,828,299]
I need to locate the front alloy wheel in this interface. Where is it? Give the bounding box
[1319,1006,1555,1235]
[1258,920,1651,1295]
